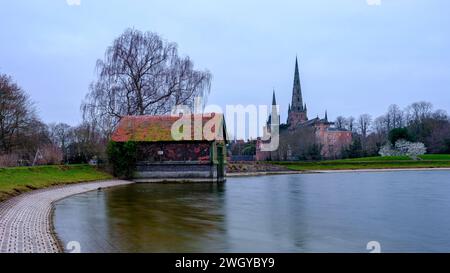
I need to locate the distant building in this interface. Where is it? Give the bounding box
[256,58,352,160]
[228,139,257,162]
[111,113,228,182]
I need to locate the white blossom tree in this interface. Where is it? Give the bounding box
[379,139,426,159]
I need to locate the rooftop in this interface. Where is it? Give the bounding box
[111,113,226,142]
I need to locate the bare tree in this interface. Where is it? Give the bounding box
[431,109,448,122]
[66,122,107,163]
[371,104,405,139]
[0,74,37,154]
[358,114,372,139]
[347,116,355,132]
[81,28,212,135]
[386,104,404,129]
[335,116,347,130]
[405,101,433,125]
[20,119,52,160]
[49,123,72,163]
[373,115,387,136]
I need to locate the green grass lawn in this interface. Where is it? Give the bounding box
[330,156,411,162]
[419,154,450,160]
[0,164,113,202]
[274,155,450,171]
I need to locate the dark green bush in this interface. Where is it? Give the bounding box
[107,141,137,179]
[389,127,414,144]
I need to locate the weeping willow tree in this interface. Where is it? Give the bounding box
[81,28,212,137]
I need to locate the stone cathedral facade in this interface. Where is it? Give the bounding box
[256,58,352,160]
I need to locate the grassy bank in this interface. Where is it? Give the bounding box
[274,155,450,171]
[0,165,113,202]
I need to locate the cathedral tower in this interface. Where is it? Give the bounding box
[287,57,308,127]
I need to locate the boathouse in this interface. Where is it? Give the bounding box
[111,113,228,182]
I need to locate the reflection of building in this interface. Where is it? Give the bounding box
[103,183,227,252]
[111,114,228,182]
[256,58,352,160]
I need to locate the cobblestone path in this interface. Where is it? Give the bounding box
[0,180,132,253]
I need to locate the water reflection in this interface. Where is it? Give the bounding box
[55,183,227,253]
[54,171,450,253]
[104,183,226,252]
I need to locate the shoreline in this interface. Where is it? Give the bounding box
[308,167,450,174]
[227,167,450,177]
[227,171,304,177]
[0,180,132,253]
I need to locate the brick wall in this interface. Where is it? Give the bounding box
[137,142,211,162]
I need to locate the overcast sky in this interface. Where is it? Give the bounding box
[1,0,449,127]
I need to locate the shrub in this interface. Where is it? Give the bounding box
[107,141,137,179]
[399,141,426,160]
[389,128,413,144]
[0,154,19,168]
[379,144,396,157]
[342,138,364,159]
[36,144,63,165]
[379,139,426,159]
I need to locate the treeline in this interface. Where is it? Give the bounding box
[0,74,105,167]
[337,102,450,158]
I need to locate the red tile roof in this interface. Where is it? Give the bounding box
[111,113,227,142]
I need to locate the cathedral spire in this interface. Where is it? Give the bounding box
[267,89,279,128]
[287,56,308,126]
[291,57,304,112]
[325,110,328,122]
[272,89,277,106]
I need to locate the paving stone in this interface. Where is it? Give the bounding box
[0,180,132,253]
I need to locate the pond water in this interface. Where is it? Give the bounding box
[54,170,450,253]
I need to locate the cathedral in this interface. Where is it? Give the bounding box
[256,58,352,160]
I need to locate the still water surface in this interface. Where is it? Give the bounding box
[54,171,450,252]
